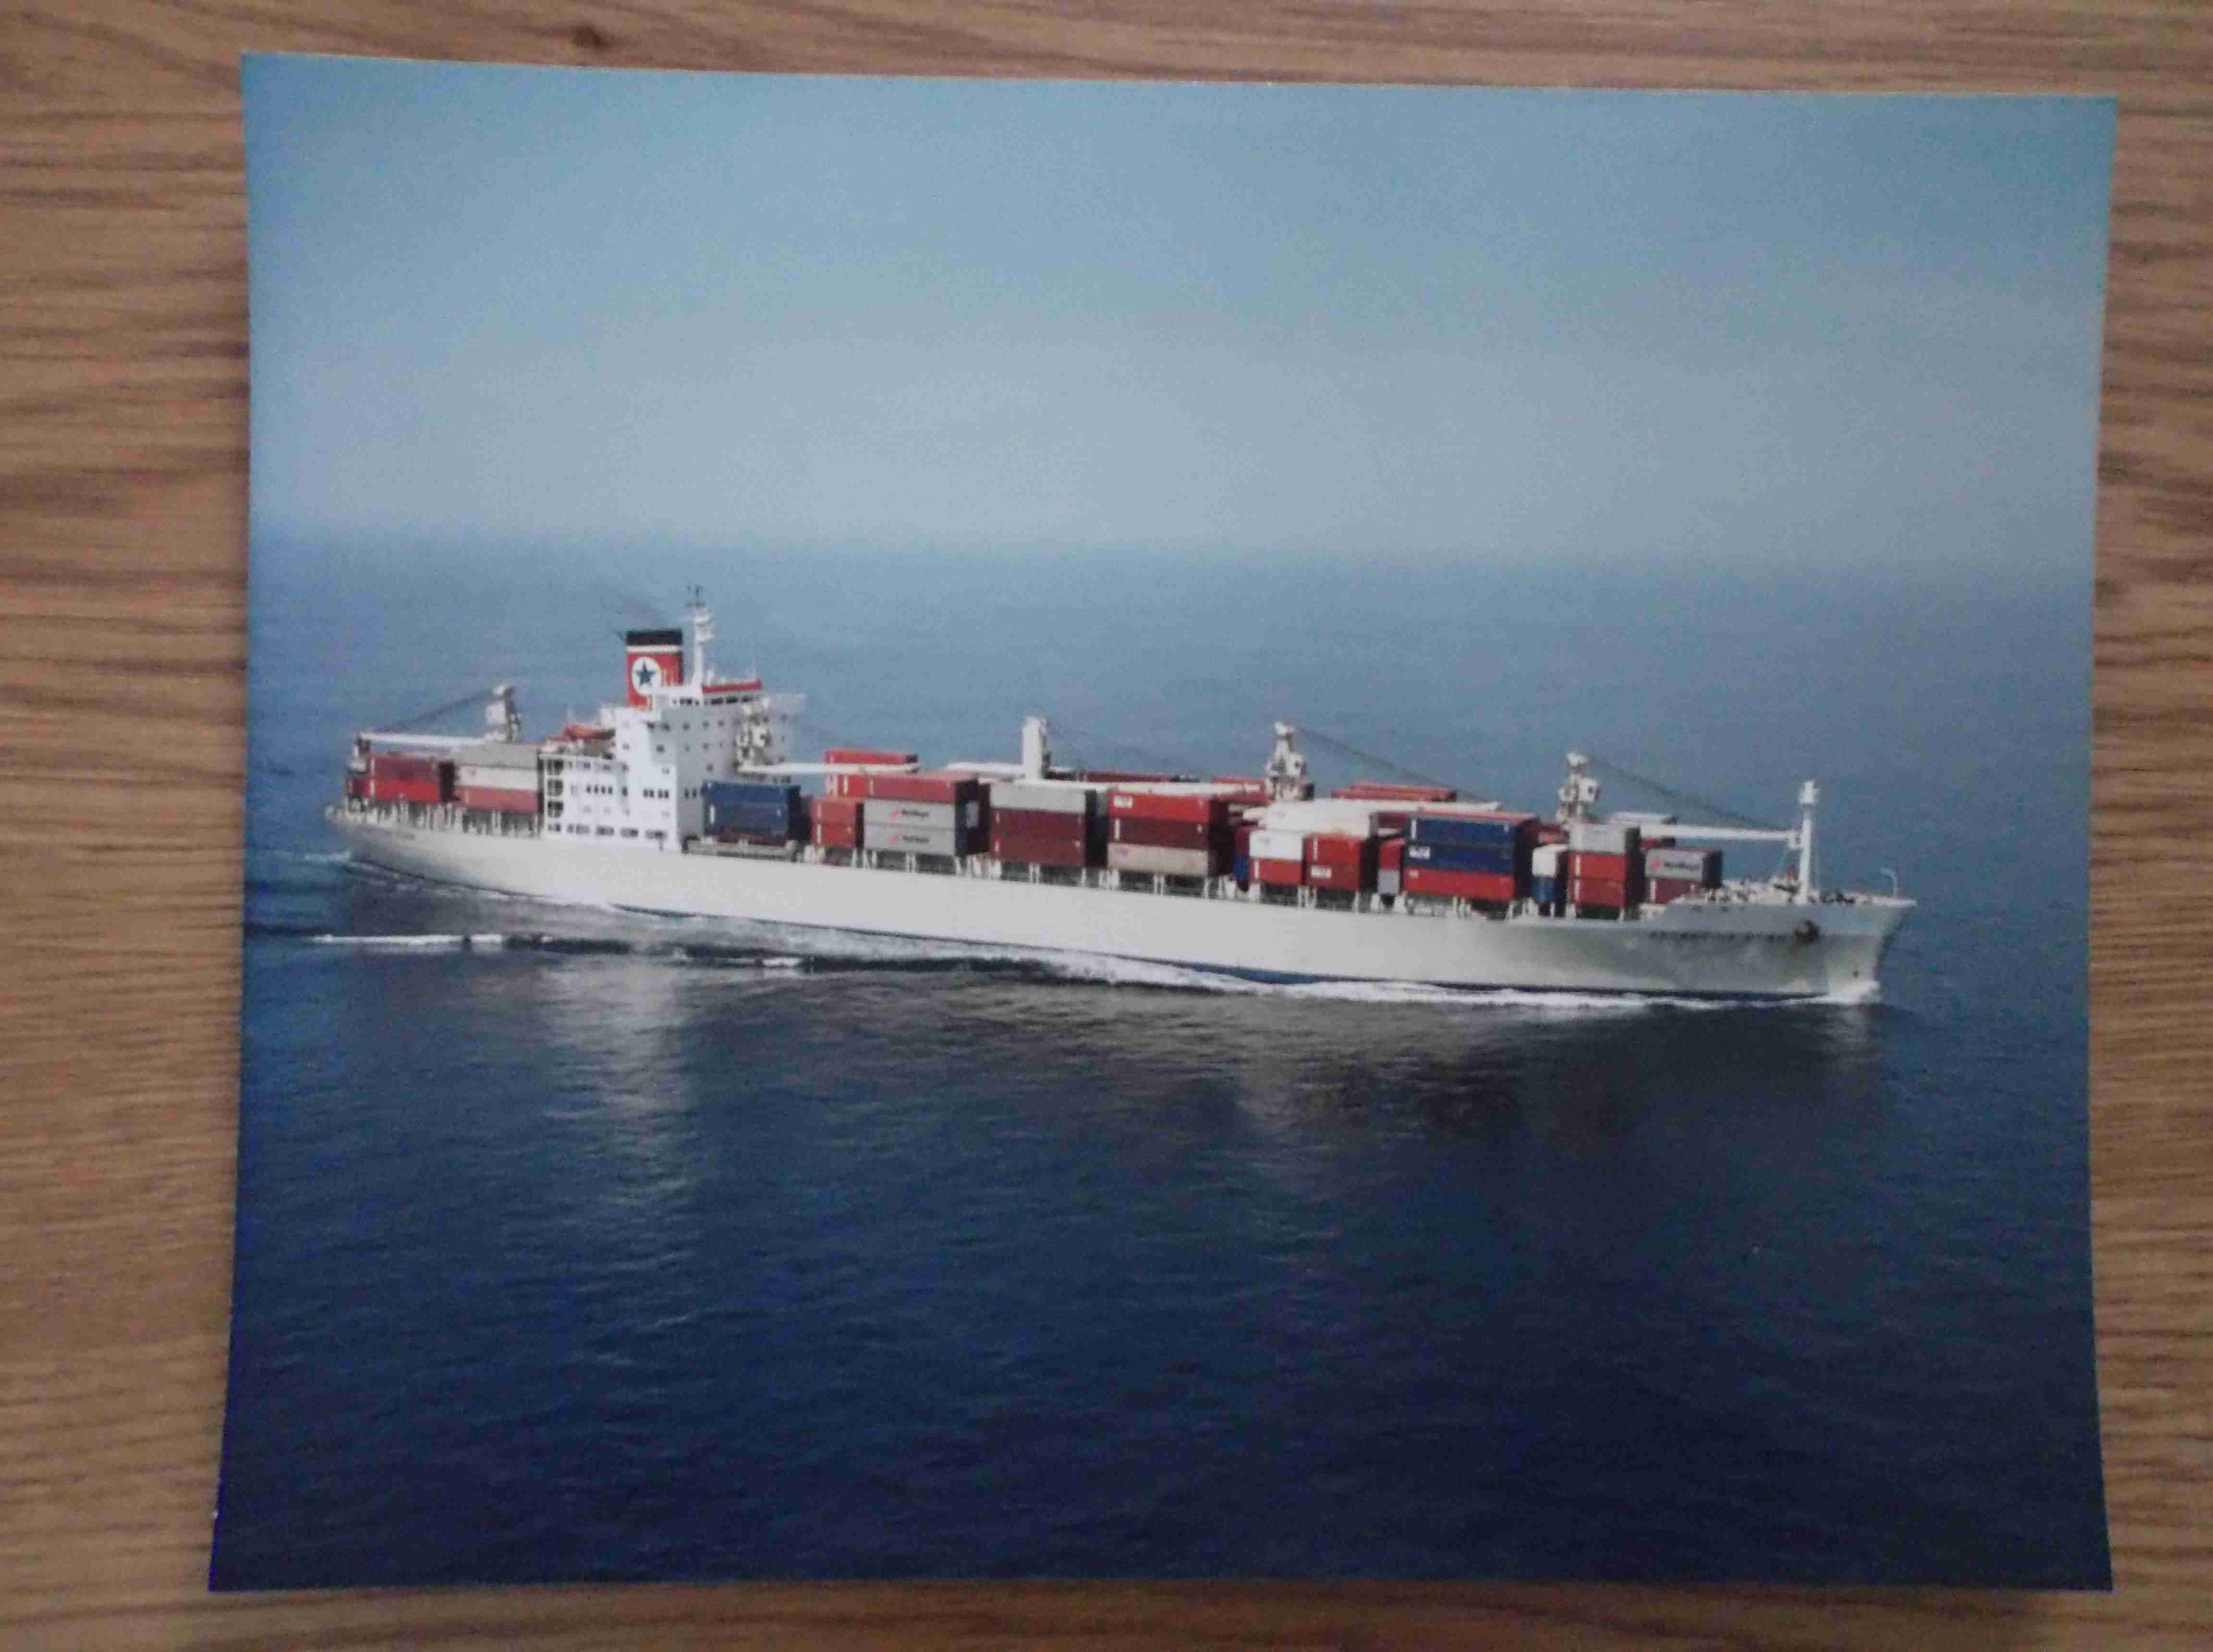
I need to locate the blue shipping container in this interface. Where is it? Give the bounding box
[705,779,802,807]
[1532,875,1561,906]
[1407,813,1528,849]
[1404,839,1519,875]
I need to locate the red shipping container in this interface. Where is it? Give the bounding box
[1304,858,1375,890]
[457,784,538,814]
[824,748,916,766]
[1402,865,1518,902]
[992,805,1088,839]
[1378,837,1405,872]
[1250,856,1304,887]
[862,772,982,805]
[1644,877,1704,905]
[1207,776,1273,802]
[1107,790,1229,825]
[814,818,860,850]
[1569,876,1633,907]
[1567,850,1633,880]
[1305,834,1374,869]
[992,831,1091,867]
[1075,769,1182,785]
[366,776,444,806]
[1332,783,1458,802]
[810,796,862,826]
[1111,815,1220,850]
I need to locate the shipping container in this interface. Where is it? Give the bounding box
[1407,811,1536,850]
[1247,828,1305,863]
[1250,856,1304,887]
[1644,876,1709,905]
[989,804,1088,839]
[1536,822,1569,846]
[809,795,862,827]
[1531,874,1561,907]
[1643,846,1721,885]
[1378,837,1405,873]
[813,818,861,850]
[867,799,973,830]
[1404,839,1518,875]
[862,821,967,856]
[1565,819,1641,855]
[991,831,1091,868]
[1206,777,1273,802]
[1107,790,1230,825]
[1106,841,1220,878]
[1305,835,1378,890]
[1569,875,1634,908]
[854,771,984,806]
[1376,869,1401,898]
[988,782,1093,816]
[456,785,538,814]
[1304,858,1373,890]
[1566,850,1635,881]
[1111,815,1221,850]
[1402,865,1518,902]
[824,748,917,766]
[1531,843,1563,878]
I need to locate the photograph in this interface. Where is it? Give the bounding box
[217,56,2114,1587]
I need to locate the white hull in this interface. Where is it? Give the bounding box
[331,813,1911,999]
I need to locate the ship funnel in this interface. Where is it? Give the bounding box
[623,627,685,706]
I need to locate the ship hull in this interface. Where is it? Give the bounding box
[331,814,1909,998]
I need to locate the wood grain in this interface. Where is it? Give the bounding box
[2,3,2207,1646]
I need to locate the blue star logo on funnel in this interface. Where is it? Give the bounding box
[632,656,661,690]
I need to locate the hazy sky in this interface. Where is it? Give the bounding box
[244,60,2114,576]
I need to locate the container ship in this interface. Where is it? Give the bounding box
[327,595,1914,998]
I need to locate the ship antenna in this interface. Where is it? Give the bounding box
[686,585,716,685]
[1557,752,1600,822]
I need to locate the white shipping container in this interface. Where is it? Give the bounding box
[457,764,538,792]
[1377,870,1401,897]
[1567,820,1639,854]
[875,800,958,829]
[1106,841,1217,877]
[1644,847,1716,879]
[1531,843,1563,876]
[1248,829,1305,862]
[989,781,1093,815]
[862,822,964,855]
[459,741,541,771]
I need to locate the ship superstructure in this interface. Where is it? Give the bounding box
[330,595,1914,998]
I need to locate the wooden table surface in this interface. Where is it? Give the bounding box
[4,3,2208,1646]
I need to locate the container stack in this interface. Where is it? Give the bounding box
[846,771,986,857]
[809,795,863,850]
[1106,790,1233,878]
[988,781,1097,868]
[1565,819,1644,911]
[1247,827,1305,888]
[824,747,916,768]
[453,743,541,815]
[1642,845,1722,905]
[1400,811,1536,903]
[364,751,450,806]
[1377,836,1406,897]
[704,779,806,844]
[1531,843,1565,911]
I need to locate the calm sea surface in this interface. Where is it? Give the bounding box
[213,549,2107,1586]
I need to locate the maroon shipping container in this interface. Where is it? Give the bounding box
[1569,875,1634,908]
[1403,865,1518,902]
[456,784,538,814]
[1074,769,1183,785]
[1333,783,1458,802]
[1304,858,1374,890]
[1107,790,1230,825]
[1378,837,1406,873]
[992,805,1088,840]
[1250,856,1304,887]
[1206,776,1273,802]
[814,818,860,850]
[991,831,1091,868]
[1644,877,1706,905]
[858,771,983,806]
[810,795,862,827]
[1110,814,1221,850]
[824,748,916,766]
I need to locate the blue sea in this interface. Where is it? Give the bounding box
[212,547,2108,1587]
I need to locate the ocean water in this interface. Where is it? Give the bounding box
[213,548,2107,1586]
